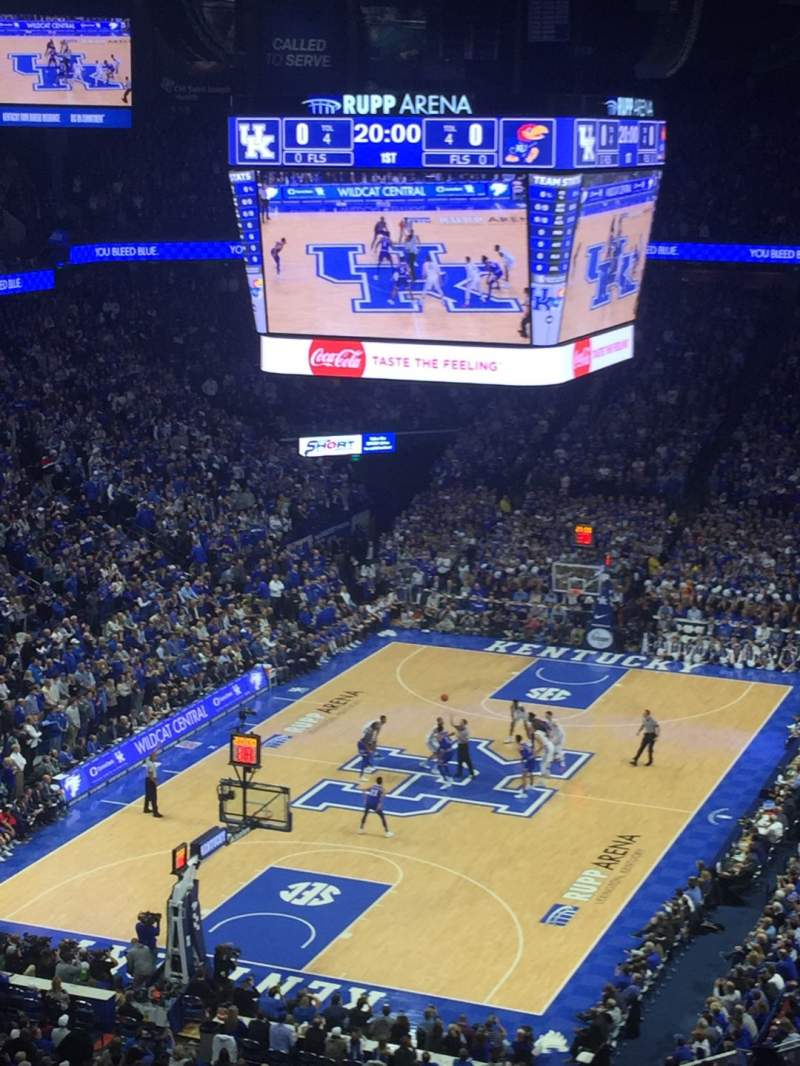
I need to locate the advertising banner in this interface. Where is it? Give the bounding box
[268,325,634,388]
[56,666,267,802]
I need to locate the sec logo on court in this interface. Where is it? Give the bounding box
[279,881,342,907]
[525,687,571,702]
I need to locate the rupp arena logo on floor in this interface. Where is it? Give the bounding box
[539,903,580,927]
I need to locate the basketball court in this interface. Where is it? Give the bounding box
[0,629,795,1043]
[559,196,656,341]
[260,210,527,345]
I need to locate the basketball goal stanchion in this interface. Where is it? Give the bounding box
[164,726,291,990]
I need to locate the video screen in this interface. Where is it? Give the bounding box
[257,175,530,347]
[558,170,660,342]
[0,15,131,126]
[228,166,661,386]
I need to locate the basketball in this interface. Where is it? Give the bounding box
[440,693,449,702]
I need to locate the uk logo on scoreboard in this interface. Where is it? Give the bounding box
[236,119,279,163]
[585,236,641,309]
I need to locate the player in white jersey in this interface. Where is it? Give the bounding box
[506,699,526,743]
[422,256,444,300]
[494,244,516,285]
[526,712,554,776]
[425,716,445,765]
[463,256,482,307]
[544,710,566,769]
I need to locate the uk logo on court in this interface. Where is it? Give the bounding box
[540,904,580,927]
[292,739,593,821]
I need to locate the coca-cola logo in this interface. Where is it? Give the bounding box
[572,337,592,378]
[308,339,366,378]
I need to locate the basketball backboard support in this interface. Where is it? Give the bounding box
[217,778,292,832]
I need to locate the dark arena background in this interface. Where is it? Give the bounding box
[2,3,800,1066]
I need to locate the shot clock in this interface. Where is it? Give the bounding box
[171,841,189,876]
[229,731,262,770]
[574,524,595,548]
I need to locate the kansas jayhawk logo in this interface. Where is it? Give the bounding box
[307,243,522,314]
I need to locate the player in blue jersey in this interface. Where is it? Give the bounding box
[271,238,287,275]
[389,258,412,304]
[436,729,455,789]
[515,734,536,797]
[359,776,393,837]
[376,233,394,270]
[371,215,390,251]
[357,735,375,779]
[480,256,503,301]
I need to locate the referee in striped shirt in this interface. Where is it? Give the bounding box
[450,716,475,780]
[630,709,659,767]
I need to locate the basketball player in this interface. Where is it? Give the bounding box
[436,729,455,789]
[450,715,475,780]
[506,699,526,743]
[544,710,566,770]
[271,238,287,275]
[362,716,387,764]
[515,734,536,797]
[359,776,393,837]
[480,256,503,301]
[494,245,516,285]
[389,258,412,304]
[357,734,375,779]
[371,215,390,251]
[463,256,482,307]
[526,712,554,776]
[376,232,393,269]
[422,256,444,300]
[425,717,445,766]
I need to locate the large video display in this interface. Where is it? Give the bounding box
[0,15,131,126]
[258,178,528,346]
[558,170,659,342]
[229,166,661,386]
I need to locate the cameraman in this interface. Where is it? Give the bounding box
[135,911,161,954]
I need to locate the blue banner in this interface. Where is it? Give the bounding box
[647,242,800,264]
[0,106,131,128]
[68,241,252,264]
[280,181,496,202]
[0,269,55,296]
[0,18,129,36]
[56,666,267,802]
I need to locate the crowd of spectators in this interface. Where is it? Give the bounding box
[0,270,400,844]
[658,752,800,1065]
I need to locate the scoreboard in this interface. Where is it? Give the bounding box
[227,99,665,389]
[229,114,666,171]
